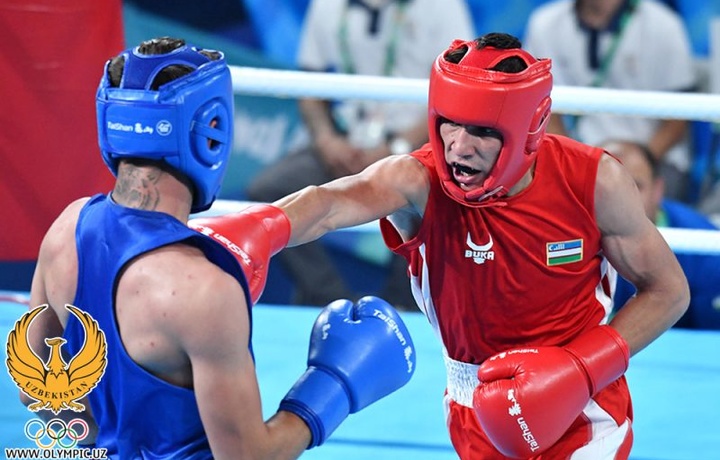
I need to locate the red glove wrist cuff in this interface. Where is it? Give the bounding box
[250,204,291,256]
[565,325,630,396]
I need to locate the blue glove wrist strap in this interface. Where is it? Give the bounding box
[279,366,351,448]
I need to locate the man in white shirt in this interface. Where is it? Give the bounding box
[524,0,697,201]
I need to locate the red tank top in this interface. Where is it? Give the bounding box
[381,135,615,363]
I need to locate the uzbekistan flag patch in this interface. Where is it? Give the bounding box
[546,239,583,266]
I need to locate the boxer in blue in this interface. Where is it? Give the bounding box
[24,36,415,459]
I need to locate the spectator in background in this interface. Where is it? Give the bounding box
[246,0,474,307]
[602,140,720,329]
[524,0,697,202]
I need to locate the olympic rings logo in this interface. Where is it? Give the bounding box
[24,418,89,449]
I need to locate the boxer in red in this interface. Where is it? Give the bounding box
[234,32,689,459]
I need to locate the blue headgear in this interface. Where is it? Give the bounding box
[96,43,234,213]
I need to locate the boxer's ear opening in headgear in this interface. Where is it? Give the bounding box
[427,34,552,207]
[96,38,234,213]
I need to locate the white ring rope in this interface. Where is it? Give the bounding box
[224,67,720,256]
[199,200,720,256]
[230,66,720,122]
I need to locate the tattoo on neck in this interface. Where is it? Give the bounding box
[113,165,162,210]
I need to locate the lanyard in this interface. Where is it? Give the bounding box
[566,0,639,138]
[338,1,407,76]
[590,0,638,87]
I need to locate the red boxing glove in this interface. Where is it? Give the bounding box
[472,326,630,458]
[189,204,291,304]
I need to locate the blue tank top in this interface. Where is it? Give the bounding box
[64,194,251,459]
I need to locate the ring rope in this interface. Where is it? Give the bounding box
[0,293,30,305]
[229,66,720,122]
[199,200,720,256]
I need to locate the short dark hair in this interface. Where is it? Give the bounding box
[635,143,661,179]
[605,140,661,179]
[444,33,527,74]
[107,36,221,90]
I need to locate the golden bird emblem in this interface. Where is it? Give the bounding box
[6,304,107,415]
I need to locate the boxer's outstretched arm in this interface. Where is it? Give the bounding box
[275,153,430,247]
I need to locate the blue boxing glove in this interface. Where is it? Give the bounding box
[279,296,416,448]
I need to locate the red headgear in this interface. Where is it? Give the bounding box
[428,39,553,206]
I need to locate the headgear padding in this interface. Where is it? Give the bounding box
[96,43,234,213]
[428,39,552,206]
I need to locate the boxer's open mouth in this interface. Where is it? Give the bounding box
[452,162,480,176]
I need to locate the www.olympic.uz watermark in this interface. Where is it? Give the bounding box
[4,418,108,459]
